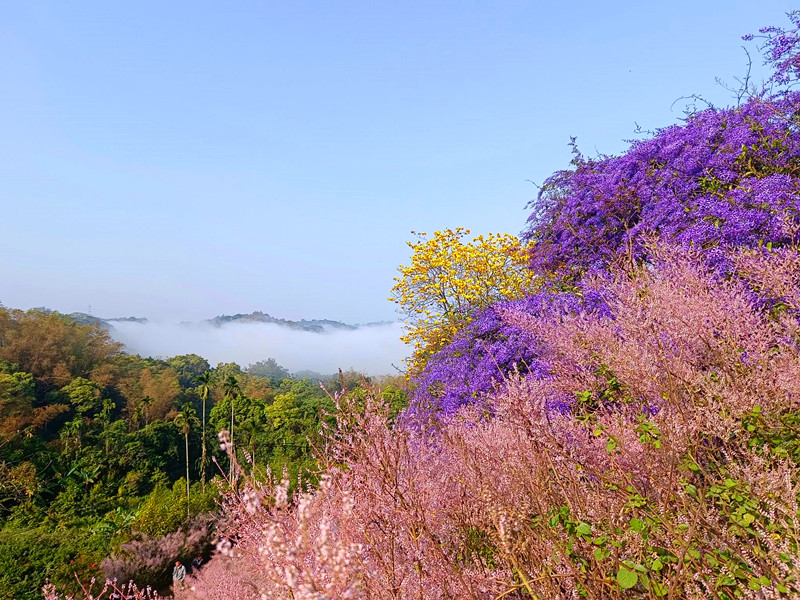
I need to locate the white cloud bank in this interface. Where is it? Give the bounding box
[108,320,409,376]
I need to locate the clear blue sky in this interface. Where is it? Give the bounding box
[0,1,794,323]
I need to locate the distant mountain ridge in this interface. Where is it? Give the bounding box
[204,311,358,332]
[66,312,148,331]
[63,309,391,333]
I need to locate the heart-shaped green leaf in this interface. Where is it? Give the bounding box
[617,566,638,589]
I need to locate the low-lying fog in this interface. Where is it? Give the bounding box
[109,320,408,376]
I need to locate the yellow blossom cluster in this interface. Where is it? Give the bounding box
[388,228,537,374]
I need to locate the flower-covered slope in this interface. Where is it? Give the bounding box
[411,62,800,416]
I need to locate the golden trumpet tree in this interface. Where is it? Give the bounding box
[389,228,536,374]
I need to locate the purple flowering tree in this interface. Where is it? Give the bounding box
[523,94,800,279]
[408,290,611,418]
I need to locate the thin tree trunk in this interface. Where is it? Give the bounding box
[185,430,190,523]
[230,399,235,481]
[201,394,206,493]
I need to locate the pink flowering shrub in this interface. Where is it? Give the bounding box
[175,245,800,599]
[41,509,213,599]
[42,580,161,600]
[100,515,213,590]
[734,245,800,313]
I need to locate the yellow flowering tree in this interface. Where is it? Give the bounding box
[389,228,536,374]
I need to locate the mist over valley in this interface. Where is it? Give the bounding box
[92,311,408,376]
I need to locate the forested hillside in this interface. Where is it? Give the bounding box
[0,307,404,598]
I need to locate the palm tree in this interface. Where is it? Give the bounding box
[195,371,213,492]
[174,404,199,523]
[136,395,154,429]
[61,418,83,451]
[222,375,242,480]
[241,418,260,460]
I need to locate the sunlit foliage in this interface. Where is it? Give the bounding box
[389,228,536,374]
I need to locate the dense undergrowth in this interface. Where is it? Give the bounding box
[42,11,800,600]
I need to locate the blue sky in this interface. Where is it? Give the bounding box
[0,1,794,324]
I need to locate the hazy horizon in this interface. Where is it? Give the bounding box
[0,299,408,375]
[109,318,407,376]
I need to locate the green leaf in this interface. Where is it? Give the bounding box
[651,581,668,596]
[617,566,638,589]
[576,523,592,536]
[651,558,663,571]
[593,547,608,561]
[629,518,645,533]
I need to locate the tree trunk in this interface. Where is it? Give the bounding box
[229,399,235,481]
[201,394,206,493]
[185,430,190,523]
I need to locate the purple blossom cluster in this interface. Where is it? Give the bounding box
[409,290,610,417]
[744,10,800,87]
[523,93,800,278]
